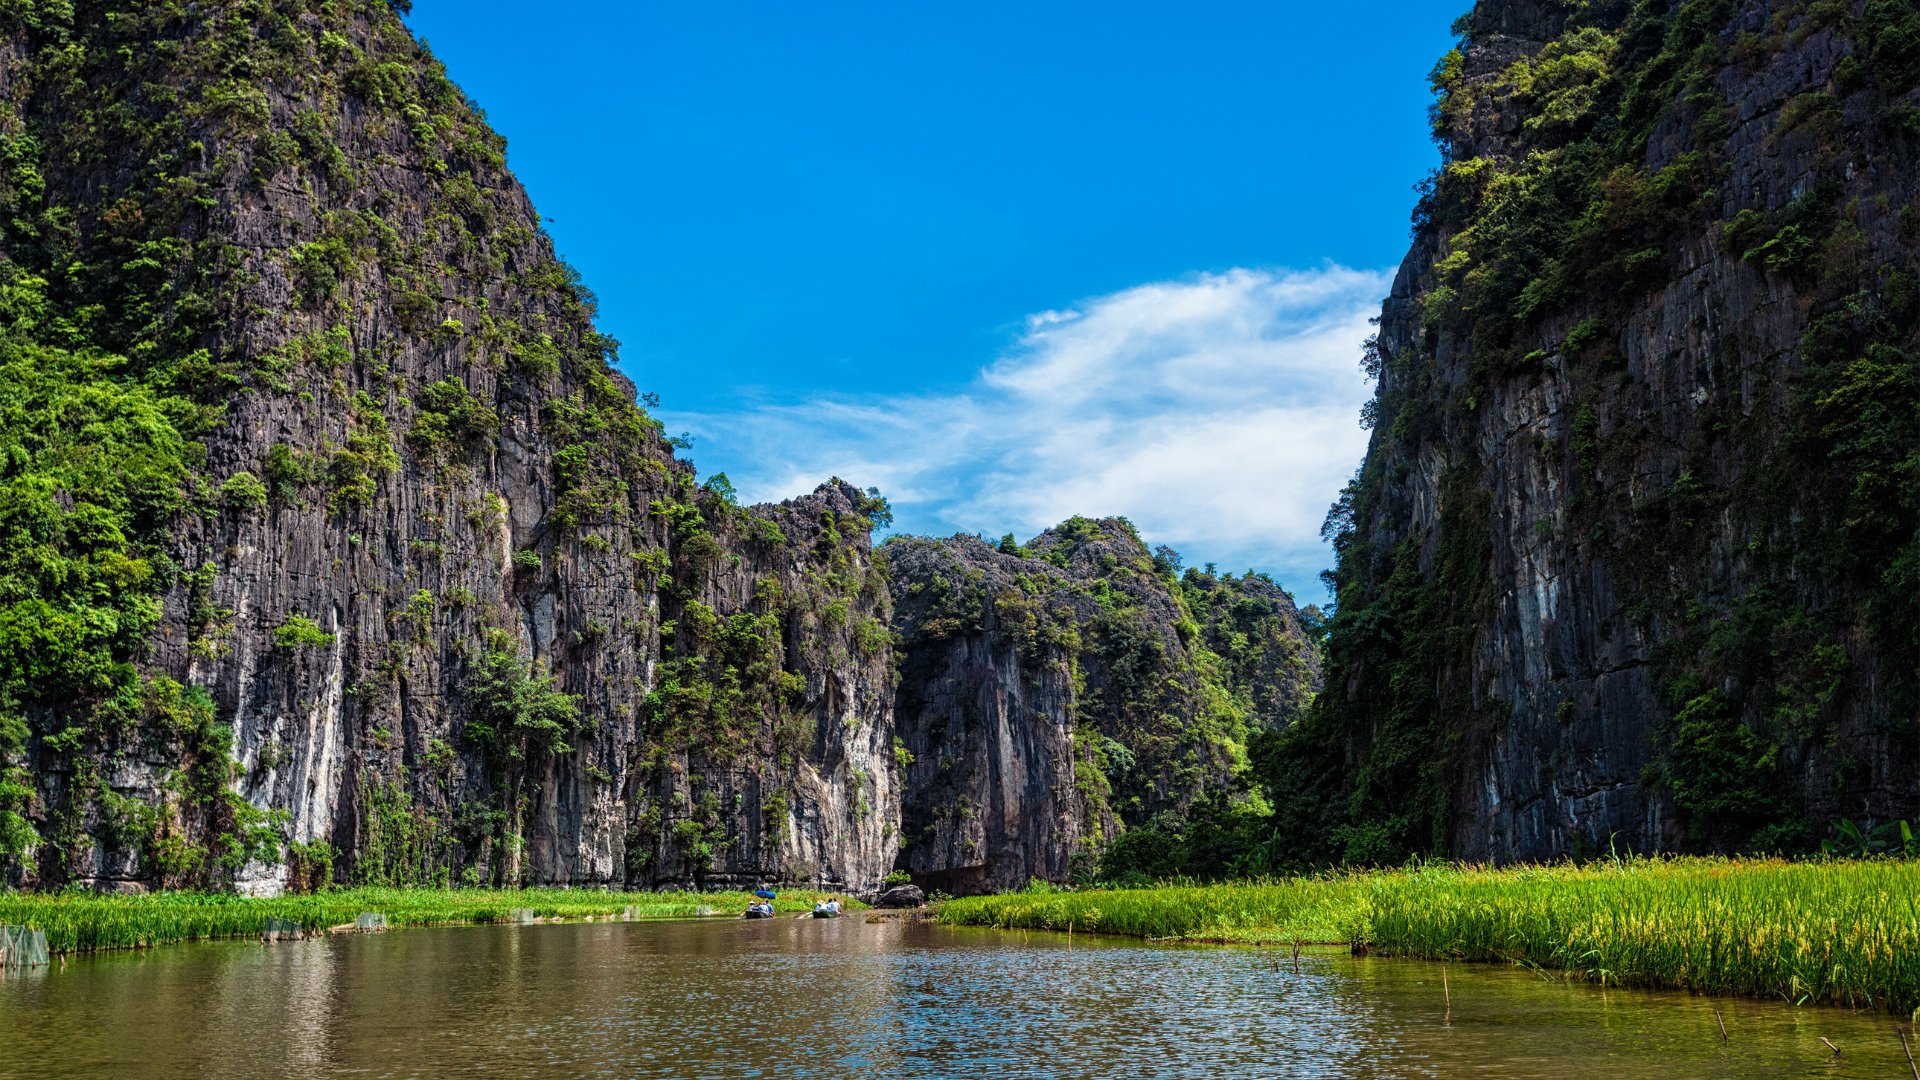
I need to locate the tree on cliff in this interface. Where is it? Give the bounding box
[465,633,583,884]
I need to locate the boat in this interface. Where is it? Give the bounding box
[810,908,842,919]
[743,908,775,920]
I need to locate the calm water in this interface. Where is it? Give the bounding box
[1,917,1913,1078]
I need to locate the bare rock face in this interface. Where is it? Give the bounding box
[871,883,926,908]
[885,535,1088,894]
[887,521,1321,892]
[1291,0,1920,863]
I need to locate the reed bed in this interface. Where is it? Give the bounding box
[0,886,845,955]
[939,857,1920,1014]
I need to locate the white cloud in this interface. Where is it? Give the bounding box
[671,265,1389,600]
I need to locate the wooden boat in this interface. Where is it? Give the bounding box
[743,908,775,919]
[809,908,842,919]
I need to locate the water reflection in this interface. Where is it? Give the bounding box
[0,918,1909,1078]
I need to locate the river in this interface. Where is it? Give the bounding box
[0,916,1910,1077]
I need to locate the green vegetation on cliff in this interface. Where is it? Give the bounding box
[0,0,242,873]
[0,343,196,863]
[0,273,281,884]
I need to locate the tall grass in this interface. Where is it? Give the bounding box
[0,886,846,954]
[939,857,1920,1014]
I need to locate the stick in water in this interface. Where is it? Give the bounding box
[1901,1030,1919,1080]
[1443,965,1452,1024]
[1819,1036,1840,1056]
[1714,1008,1728,1043]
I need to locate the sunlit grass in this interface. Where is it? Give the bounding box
[939,857,1920,1014]
[0,886,851,954]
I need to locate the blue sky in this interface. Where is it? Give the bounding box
[405,1,1459,599]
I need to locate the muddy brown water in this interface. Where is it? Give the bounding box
[1,917,1914,1077]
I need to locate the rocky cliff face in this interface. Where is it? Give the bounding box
[0,1,1320,896]
[887,521,1320,892]
[0,0,897,893]
[1274,0,1920,864]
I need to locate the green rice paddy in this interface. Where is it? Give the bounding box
[0,885,849,954]
[938,858,1920,1015]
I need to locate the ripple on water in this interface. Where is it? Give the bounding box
[0,918,1911,1078]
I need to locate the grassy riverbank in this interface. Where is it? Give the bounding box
[0,886,849,954]
[939,857,1920,1015]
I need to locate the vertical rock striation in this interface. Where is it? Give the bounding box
[1277,0,1920,864]
[887,520,1320,892]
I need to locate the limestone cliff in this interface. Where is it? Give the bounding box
[0,0,897,893]
[887,521,1320,892]
[1274,0,1920,863]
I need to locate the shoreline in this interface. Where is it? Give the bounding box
[12,856,1919,1023]
[0,885,859,958]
